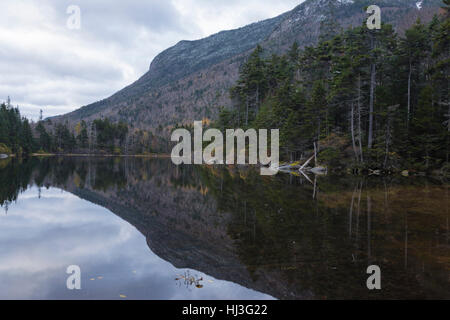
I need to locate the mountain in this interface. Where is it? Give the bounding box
[52,0,443,134]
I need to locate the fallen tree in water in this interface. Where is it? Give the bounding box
[277,143,328,177]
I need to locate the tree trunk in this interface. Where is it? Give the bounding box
[256,85,260,114]
[407,60,412,129]
[368,61,376,149]
[368,34,376,150]
[314,142,318,167]
[357,75,364,163]
[245,95,249,127]
[384,115,391,169]
[351,103,358,162]
[317,118,321,155]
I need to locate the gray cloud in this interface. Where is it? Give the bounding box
[0,0,302,120]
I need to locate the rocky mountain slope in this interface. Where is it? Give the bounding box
[53,0,443,134]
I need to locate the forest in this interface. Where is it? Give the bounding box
[0,102,168,156]
[216,4,450,174]
[0,98,34,156]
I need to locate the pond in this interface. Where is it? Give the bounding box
[0,157,448,299]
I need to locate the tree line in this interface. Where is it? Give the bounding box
[216,4,450,173]
[0,98,34,156]
[0,101,168,156]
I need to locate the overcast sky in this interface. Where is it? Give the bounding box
[0,0,304,120]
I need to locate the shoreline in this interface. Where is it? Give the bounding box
[31,153,172,158]
[1,154,447,178]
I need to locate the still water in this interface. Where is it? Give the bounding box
[0,157,448,300]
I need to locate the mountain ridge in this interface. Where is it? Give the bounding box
[52,0,443,134]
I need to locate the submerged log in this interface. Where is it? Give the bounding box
[310,166,328,175]
[276,157,328,176]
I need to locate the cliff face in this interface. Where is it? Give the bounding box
[53,0,442,132]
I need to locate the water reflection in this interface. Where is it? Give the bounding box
[0,159,273,300]
[0,157,448,299]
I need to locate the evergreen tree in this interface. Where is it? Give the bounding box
[215,9,449,172]
[411,86,440,169]
[77,120,89,148]
[398,19,430,127]
[36,122,52,152]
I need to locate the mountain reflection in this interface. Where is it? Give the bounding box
[0,157,448,299]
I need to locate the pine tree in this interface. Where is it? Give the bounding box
[36,122,52,152]
[77,120,89,148]
[20,119,34,155]
[398,19,430,127]
[411,86,440,169]
[214,12,449,171]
